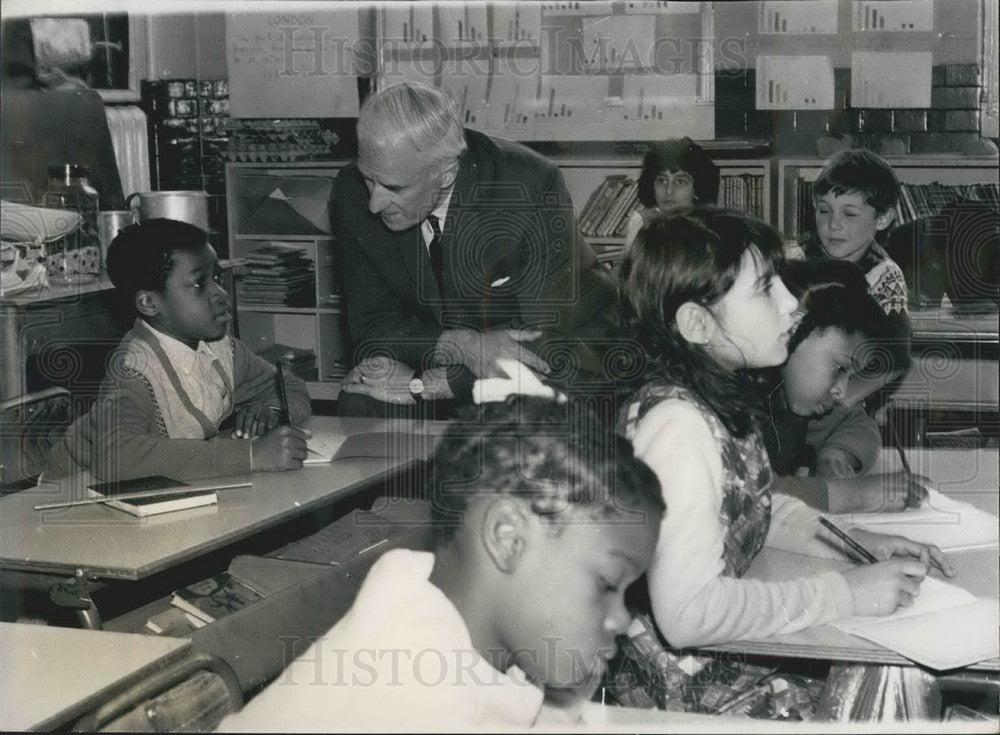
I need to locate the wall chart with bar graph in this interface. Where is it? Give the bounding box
[852,0,934,31]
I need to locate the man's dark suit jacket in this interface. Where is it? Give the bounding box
[333,129,625,401]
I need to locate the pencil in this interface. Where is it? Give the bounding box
[275,361,291,426]
[34,482,253,511]
[887,419,913,476]
[819,517,879,564]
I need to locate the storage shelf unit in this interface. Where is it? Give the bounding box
[226,162,351,401]
[778,157,1000,244]
[554,154,772,243]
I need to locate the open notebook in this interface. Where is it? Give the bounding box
[833,576,999,670]
[829,488,999,552]
[303,430,437,465]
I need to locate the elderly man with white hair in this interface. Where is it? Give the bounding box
[333,81,622,417]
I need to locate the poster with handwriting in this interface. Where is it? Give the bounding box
[227,9,361,118]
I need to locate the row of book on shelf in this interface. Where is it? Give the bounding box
[790,178,1000,240]
[578,172,767,239]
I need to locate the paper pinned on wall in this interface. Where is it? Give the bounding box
[623,2,701,14]
[227,10,360,118]
[852,0,935,32]
[380,57,437,89]
[580,14,657,69]
[852,51,932,108]
[759,1,839,34]
[491,4,542,43]
[437,3,488,45]
[481,58,538,132]
[441,58,490,127]
[756,55,835,110]
[619,74,714,140]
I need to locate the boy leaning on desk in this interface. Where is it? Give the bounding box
[44,218,311,482]
[216,397,665,731]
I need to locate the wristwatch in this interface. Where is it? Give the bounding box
[408,375,425,402]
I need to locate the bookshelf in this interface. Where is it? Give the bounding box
[778,157,1000,244]
[553,154,772,248]
[225,162,351,401]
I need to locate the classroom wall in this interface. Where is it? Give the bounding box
[712,0,996,155]
[133,2,997,157]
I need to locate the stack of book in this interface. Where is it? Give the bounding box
[237,243,315,307]
[578,175,640,239]
[257,344,317,382]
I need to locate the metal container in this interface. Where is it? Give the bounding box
[97,210,136,259]
[125,190,209,231]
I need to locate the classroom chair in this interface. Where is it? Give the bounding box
[71,652,243,732]
[0,386,73,490]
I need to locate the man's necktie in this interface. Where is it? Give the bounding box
[426,214,444,296]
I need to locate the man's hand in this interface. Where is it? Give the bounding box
[436,328,549,378]
[341,356,417,405]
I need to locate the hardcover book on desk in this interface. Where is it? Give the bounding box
[86,475,218,517]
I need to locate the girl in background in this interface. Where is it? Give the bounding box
[624,137,720,250]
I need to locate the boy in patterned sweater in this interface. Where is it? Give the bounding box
[802,149,912,405]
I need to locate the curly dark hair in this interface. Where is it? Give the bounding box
[429,397,664,545]
[106,218,210,313]
[620,207,785,437]
[636,138,720,208]
[781,259,887,355]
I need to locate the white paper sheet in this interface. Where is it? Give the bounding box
[834,578,998,670]
[843,598,1000,671]
[851,51,932,108]
[759,1,839,34]
[832,488,999,551]
[756,55,835,110]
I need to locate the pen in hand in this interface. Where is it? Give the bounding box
[819,517,879,564]
[275,361,291,427]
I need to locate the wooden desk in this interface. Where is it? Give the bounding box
[0,417,443,581]
[0,622,190,731]
[701,448,1000,671]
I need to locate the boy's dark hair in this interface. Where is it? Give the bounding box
[781,259,889,355]
[620,207,785,437]
[813,149,900,216]
[106,218,210,310]
[636,137,720,208]
[429,397,664,545]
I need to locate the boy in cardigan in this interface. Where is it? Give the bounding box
[217,397,664,731]
[47,218,310,481]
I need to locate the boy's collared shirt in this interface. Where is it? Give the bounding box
[143,321,233,427]
[217,548,578,732]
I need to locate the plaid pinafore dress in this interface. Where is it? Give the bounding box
[605,384,824,718]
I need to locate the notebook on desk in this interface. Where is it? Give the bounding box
[303,430,435,465]
[833,577,999,670]
[86,476,218,517]
[830,488,999,552]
